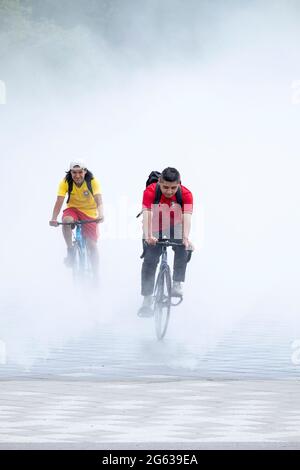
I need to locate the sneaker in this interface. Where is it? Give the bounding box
[137,295,154,317]
[171,281,183,297]
[64,247,76,267]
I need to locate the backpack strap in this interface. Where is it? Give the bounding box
[66,173,94,204]
[85,175,94,196]
[66,174,73,204]
[154,183,162,205]
[175,186,183,207]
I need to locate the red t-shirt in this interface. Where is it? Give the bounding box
[142,183,193,234]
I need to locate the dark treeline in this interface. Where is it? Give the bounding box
[0,0,216,64]
[1,0,299,60]
[28,0,122,29]
[2,0,295,81]
[0,0,121,71]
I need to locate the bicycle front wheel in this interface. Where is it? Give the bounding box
[72,244,82,284]
[153,266,172,340]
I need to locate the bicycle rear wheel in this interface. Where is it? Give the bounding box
[153,266,172,340]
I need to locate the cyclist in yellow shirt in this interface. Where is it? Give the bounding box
[49,161,104,271]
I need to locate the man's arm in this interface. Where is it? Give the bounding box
[182,212,192,249]
[142,209,157,245]
[94,194,104,222]
[49,196,65,226]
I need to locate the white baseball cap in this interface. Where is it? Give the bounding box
[69,160,87,170]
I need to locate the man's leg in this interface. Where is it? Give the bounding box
[172,245,190,296]
[141,242,162,296]
[138,242,162,317]
[62,215,76,266]
[62,215,74,248]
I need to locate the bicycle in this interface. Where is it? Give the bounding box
[150,239,193,340]
[58,219,101,284]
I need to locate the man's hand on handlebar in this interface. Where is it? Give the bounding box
[145,236,158,246]
[183,237,194,251]
[49,220,59,227]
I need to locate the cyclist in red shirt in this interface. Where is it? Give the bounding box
[138,167,193,317]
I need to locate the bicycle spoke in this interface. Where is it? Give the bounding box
[153,268,172,340]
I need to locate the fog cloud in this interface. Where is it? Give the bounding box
[1,0,300,373]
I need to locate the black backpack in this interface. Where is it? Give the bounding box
[65,170,94,204]
[145,170,161,187]
[136,171,183,218]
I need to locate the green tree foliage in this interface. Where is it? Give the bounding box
[0,0,32,51]
[0,0,213,69]
[0,1,80,65]
[0,0,126,64]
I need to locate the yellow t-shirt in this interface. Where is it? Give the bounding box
[57,178,102,218]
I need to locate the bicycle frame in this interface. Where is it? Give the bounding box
[159,246,169,271]
[73,224,89,275]
[152,238,190,339]
[156,242,184,307]
[58,218,100,282]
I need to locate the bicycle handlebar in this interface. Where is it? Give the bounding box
[156,240,183,247]
[155,239,193,250]
[57,218,102,226]
[141,238,194,259]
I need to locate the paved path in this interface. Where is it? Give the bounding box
[1,290,300,448]
[0,379,300,446]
